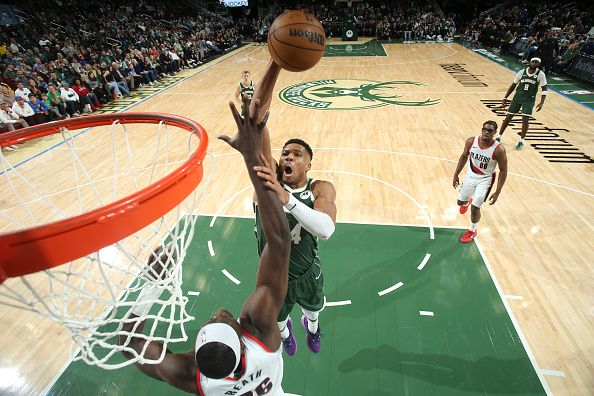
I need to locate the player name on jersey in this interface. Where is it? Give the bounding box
[221,370,265,395]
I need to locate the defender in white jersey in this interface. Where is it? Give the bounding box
[453,120,508,243]
[197,327,284,395]
[120,96,291,395]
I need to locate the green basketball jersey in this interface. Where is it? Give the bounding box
[239,81,255,101]
[514,68,541,101]
[255,179,320,281]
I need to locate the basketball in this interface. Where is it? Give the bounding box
[267,10,326,72]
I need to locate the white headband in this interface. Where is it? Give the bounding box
[530,57,541,63]
[195,323,241,376]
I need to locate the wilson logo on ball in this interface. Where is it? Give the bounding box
[288,29,325,45]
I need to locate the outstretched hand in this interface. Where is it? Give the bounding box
[218,94,270,159]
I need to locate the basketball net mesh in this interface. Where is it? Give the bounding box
[0,119,211,369]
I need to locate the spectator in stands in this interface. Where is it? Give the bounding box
[14,82,30,100]
[111,62,134,93]
[581,37,593,56]
[1,85,16,106]
[101,62,128,99]
[41,92,65,120]
[82,72,109,104]
[28,78,43,97]
[46,85,70,118]
[72,78,100,112]
[60,82,82,116]
[537,31,559,74]
[3,63,17,82]
[12,96,37,126]
[27,93,50,124]
[36,76,49,93]
[131,59,155,86]
[0,101,28,131]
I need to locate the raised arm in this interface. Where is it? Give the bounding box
[219,96,290,350]
[249,60,281,168]
[119,245,198,393]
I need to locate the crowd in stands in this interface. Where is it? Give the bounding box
[235,1,457,43]
[2,0,591,152]
[462,1,593,75]
[0,0,241,151]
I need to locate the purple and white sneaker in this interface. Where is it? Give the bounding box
[282,318,297,356]
[301,315,322,353]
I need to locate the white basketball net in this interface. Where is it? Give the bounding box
[0,119,211,369]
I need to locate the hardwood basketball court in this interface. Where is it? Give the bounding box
[0,40,592,395]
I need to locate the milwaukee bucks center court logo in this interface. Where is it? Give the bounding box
[279,79,441,110]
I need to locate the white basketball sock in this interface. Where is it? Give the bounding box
[470,222,478,231]
[278,318,290,339]
[302,308,319,334]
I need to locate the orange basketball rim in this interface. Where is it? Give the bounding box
[0,112,208,283]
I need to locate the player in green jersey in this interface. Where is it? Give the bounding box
[248,60,337,356]
[497,57,548,151]
[235,70,255,109]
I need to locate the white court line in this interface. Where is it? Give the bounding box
[378,282,404,296]
[311,170,435,240]
[207,240,215,257]
[222,269,241,285]
[540,369,566,377]
[419,311,434,316]
[205,169,436,240]
[475,239,552,395]
[187,291,201,296]
[212,148,594,198]
[324,300,352,307]
[504,295,524,300]
[209,185,252,227]
[417,253,431,270]
[200,212,469,230]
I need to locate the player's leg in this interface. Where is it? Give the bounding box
[498,99,521,141]
[277,284,297,356]
[296,263,325,353]
[457,173,477,215]
[516,100,534,151]
[460,175,493,243]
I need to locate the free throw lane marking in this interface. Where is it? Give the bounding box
[325,300,352,307]
[419,311,434,316]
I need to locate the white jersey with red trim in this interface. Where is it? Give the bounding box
[196,329,284,396]
[468,136,499,176]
